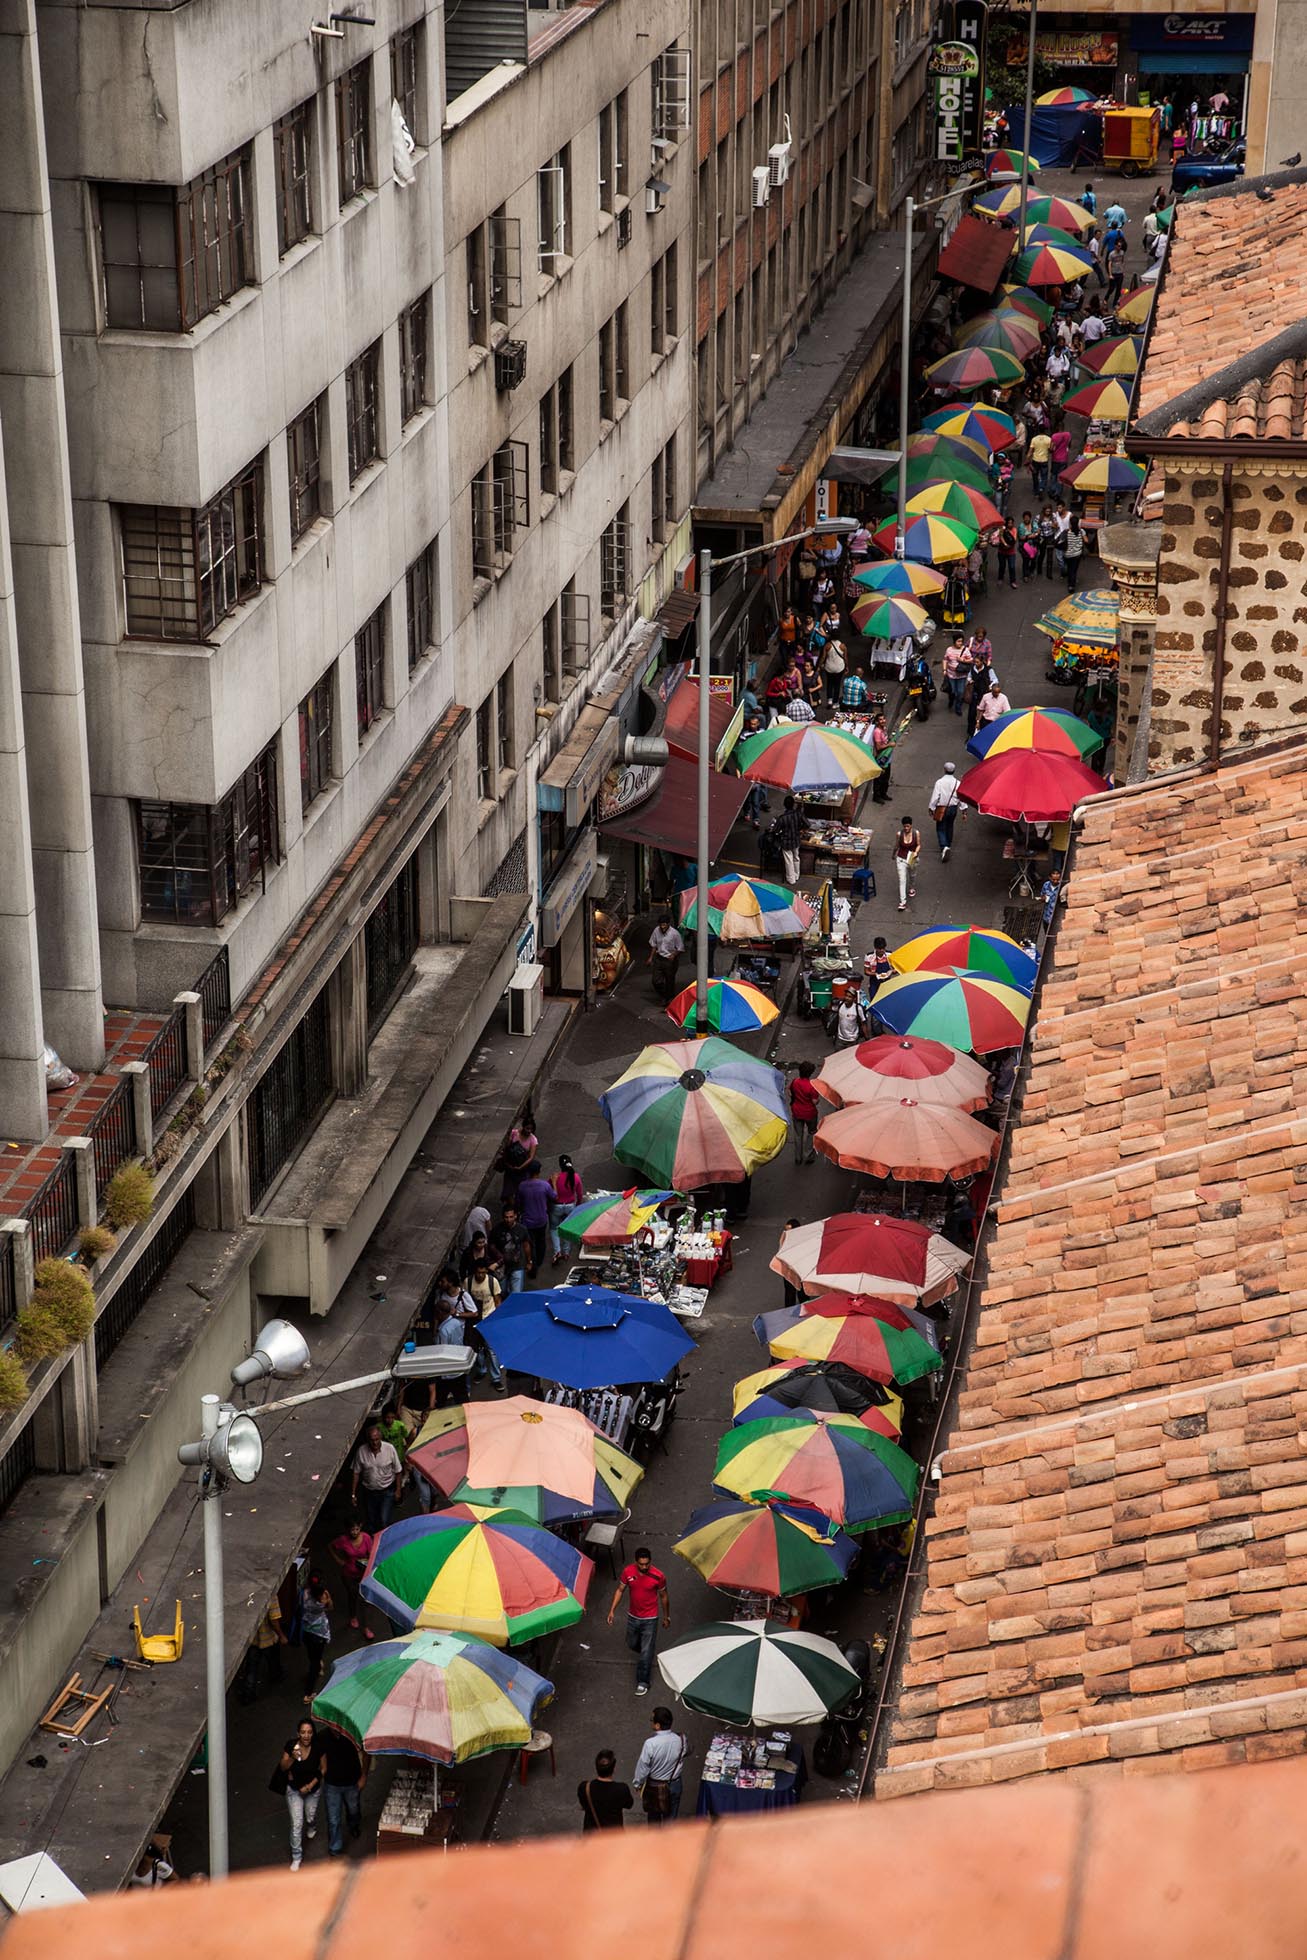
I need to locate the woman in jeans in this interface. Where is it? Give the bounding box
[278,1718,323,1870]
[549,1155,585,1263]
[299,1570,332,1703]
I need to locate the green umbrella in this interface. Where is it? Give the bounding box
[657,1619,862,1725]
[312,1629,553,1763]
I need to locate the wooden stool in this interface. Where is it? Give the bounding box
[519,1729,556,1785]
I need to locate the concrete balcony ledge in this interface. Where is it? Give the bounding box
[252,892,530,1311]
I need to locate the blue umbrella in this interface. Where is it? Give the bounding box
[481,1285,695,1389]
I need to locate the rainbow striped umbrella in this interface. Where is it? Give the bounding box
[599,1036,789,1188]
[1116,287,1155,327]
[906,480,1004,532]
[1021,223,1091,253]
[1000,285,1054,323]
[1061,375,1134,419]
[1078,335,1144,377]
[360,1509,593,1646]
[1034,588,1120,651]
[813,1035,991,1113]
[679,875,816,941]
[712,1415,919,1534]
[924,403,1020,453]
[558,1188,680,1246]
[924,345,1025,391]
[869,968,1032,1054]
[881,451,995,496]
[870,513,977,563]
[673,1497,858,1597]
[1060,452,1145,495]
[966,705,1104,761]
[312,1630,553,1765]
[754,1299,944,1385]
[732,1361,904,1438]
[958,751,1106,825]
[974,187,1092,233]
[849,592,931,640]
[737,722,881,791]
[667,976,779,1035]
[851,560,949,599]
[1014,240,1095,286]
[408,1397,644,1525]
[986,147,1040,179]
[1037,85,1095,104]
[891,926,1039,991]
[954,312,1043,361]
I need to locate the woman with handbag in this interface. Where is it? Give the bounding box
[273,1718,323,1870]
[821,637,847,712]
[892,814,922,913]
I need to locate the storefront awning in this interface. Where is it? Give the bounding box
[655,588,700,641]
[598,753,749,862]
[538,704,621,827]
[664,681,738,766]
[936,213,1015,294]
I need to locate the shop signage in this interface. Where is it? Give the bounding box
[539,830,598,949]
[598,758,661,823]
[1006,28,1118,67]
[930,41,981,164]
[657,660,688,704]
[950,0,989,156]
[1132,12,1253,50]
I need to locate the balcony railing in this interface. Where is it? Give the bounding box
[26,1155,79,1266]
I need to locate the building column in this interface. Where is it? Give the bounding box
[0,423,47,1140]
[329,934,369,1097]
[0,0,104,1071]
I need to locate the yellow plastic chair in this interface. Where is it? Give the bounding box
[132,1600,184,1663]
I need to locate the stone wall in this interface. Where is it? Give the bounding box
[1150,464,1307,769]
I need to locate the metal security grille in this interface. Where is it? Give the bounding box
[275,101,314,255]
[336,59,373,205]
[365,855,419,1032]
[483,829,528,897]
[0,1421,36,1519]
[355,606,386,736]
[178,148,252,327]
[137,739,279,927]
[91,1079,138,1199]
[144,1006,188,1119]
[247,989,333,1210]
[288,401,322,542]
[0,1233,14,1336]
[346,344,380,481]
[122,461,263,641]
[94,1186,196,1371]
[26,1156,79,1265]
[196,946,232,1050]
[399,295,429,423]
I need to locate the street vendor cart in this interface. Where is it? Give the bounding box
[1102,105,1159,176]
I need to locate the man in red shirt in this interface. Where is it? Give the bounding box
[788,1062,820,1165]
[607,1547,671,1696]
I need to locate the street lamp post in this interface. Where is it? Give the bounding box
[179,1325,471,1878]
[694,518,859,1024]
[896,188,971,554]
[1016,0,1040,245]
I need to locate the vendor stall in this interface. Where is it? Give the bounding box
[696,1734,807,1817]
[800,817,874,892]
[377,1764,461,1855]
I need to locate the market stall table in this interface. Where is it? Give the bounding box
[801,818,874,893]
[696,1735,807,1818]
[376,1763,460,1854]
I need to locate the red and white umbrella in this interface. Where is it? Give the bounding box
[814,1098,998,1183]
[771,1212,970,1307]
[813,1035,990,1112]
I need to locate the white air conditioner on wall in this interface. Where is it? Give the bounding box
[752,166,772,208]
[507,962,544,1036]
[768,141,792,186]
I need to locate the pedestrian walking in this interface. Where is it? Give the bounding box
[821,637,847,712]
[1017,511,1038,583]
[239,1595,288,1704]
[870,712,893,802]
[607,1548,671,1696]
[788,1062,820,1164]
[578,1751,634,1831]
[320,1728,367,1856]
[515,1159,554,1273]
[1079,182,1097,216]
[835,991,866,1046]
[1063,515,1086,591]
[647,914,685,1003]
[493,1201,534,1293]
[298,1571,333,1704]
[350,1422,403,1535]
[1040,869,1063,932]
[328,1518,374,1640]
[1036,504,1057,579]
[1104,241,1126,310]
[941,634,966,715]
[776,795,803,885]
[1027,428,1051,497]
[274,1720,323,1871]
[929,763,962,860]
[892,815,921,913]
[549,1155,585,1262]
[977,679,1011,727]
[632,1707,690,1824]
[995,518,1018,590]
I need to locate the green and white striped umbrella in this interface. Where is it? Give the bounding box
[656,1617,862,1726]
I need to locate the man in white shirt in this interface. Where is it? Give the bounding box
[1081,307,1107,344]
[835,991,866,1045]
[648,916,685,1003]
[977,681,1011,726]
[928,762,963,861]
[631,1707,690,1823]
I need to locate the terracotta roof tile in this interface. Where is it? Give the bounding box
[880,742,1307,1796]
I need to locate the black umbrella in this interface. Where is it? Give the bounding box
[736,1360,897,1425]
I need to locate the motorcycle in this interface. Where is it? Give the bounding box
[906,652,935,723]
[812,1637,875,1779]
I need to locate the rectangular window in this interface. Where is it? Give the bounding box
[467,225,488,346]
[390,25,421,142]
[477,698,494,800]
[471,440,528,582]
[287,400,323,543]
[336,58,373,207]
[497,670,513,773]
[561,579,591,673]
[540,385,559,499]
[598,316,615,425]
[121,459,263,641]
[177,148,252,328]
[247,988,332,1211]
[615,89,629,201]
[399,293,429,423]
[137,739,280,927]
[664,240,679,343]
[615,301,630,405]
[406,542,436,674]
[489,206,521,322]
[598,102,615,214]
[100,147,252,333]
[600,505,630,618]
[662,432,678,534]
[299,668,335,811]
[274,101,315,255]
[543,601,562,703]
[651,254,666,356]
[345,341,381,481]
[558,363,575,473]
[651,446,666,545]
[652,43,692,141]
[355,603,386,736]
[537,148,570,270]
[365,854,419,1032]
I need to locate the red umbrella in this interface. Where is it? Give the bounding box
[801,1290,941,1346]
[814,1035,991,1112]
[771,1212,970,1307]
[958,749,1106,824]
[814,1098,998,1182]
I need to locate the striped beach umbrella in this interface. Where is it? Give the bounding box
[953,312,1043,361]
[672,1498,858,1597]
[1060,375,1134,420]
[814,1096,997,1182]
[658,1619,861,1725]
[732,1360,904,1438]
[1059,452,1145,495]
[312,1630,553,1764]
[986,147,1040,179]
[1014,240,1095,286]
[754,1300,944,1385]
[849,591,931,641]
[679,874,816,941]
[408,1396,644,1525]
[869,968,1032,1054]
[851,560,949,599]
[737,722,881,791]
[924,345,1025,391]
[1034,587,1121,651]
[966,706,1103,763]
[974,187,1092,233]
[905,428,992,464]
[1036,85,1095,104]
[771,1211,970,1307]
[667,976,779,1035]
[869,512,977,563]
[712,1414,919,1533]
[881,451,995,497]
[890,926,1039,990]
[558,1188,680,1247]
[905,480,1005,532]
[360,1509,593,1646]
[599,1036,789,1188]
[1115,287,1155,327]
[999,285,1055,322]
[1077,335,1144,377]
[924,402,1020,454]
[813,1034,991,1112]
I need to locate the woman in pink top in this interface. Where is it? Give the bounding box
[549,1154,586,1263]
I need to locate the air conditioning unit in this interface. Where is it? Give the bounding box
[768,141,792,186]
[851,176,875,210]
[752,165,771,208]
[506,962,544,1035]
[616,205,632,248]
[494,339,528,391]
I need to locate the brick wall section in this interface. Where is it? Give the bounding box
[1151,466,1307,769]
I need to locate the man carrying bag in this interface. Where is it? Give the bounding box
[632,1706,690,1824]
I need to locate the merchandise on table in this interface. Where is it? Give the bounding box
[377,1763,461,1854]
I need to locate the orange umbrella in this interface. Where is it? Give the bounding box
[813,1098,997,1182]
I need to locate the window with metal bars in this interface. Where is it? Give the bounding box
[562,579,590,672]
[121,459,263,640]
[543,600,562,703]
[274,101,315,256]
[406,542,436,673]
[355,604,387,736]
[598,315,615,426]
[247,987,333,1210]
[365,854,419,1031]
[336,58,373,207]
[99,147,252,333]
[346,342,381,481]
[471,442,529,583]
[600,507,630,619]
[651,43,692,141]
[299,667,335,811]
[615,300,630,405]
[497,669,514,772]
[399,294,429,423]
[476,697,494,800]
[137,738,280,926]
[287,400,323,543]
[390,25,421,143]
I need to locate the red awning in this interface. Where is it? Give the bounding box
[663,681,737,763]
[599,754,749,861]
[937,214,1015,294]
